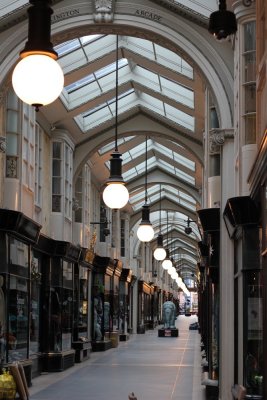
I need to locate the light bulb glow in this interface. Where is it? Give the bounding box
[137,223,154,242]
[153,247,166,261]
[103,183,129,209]
[171,271,178,280]
[12,54,64,107]
[168,265,175,275]
[162,258,172,270]
[176,277,182,286]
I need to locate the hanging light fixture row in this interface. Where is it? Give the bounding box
[11,2,198,264]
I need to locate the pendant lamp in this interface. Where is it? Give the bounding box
[137,136,154,242]
[102,35,129,209]
[162,249,172,270]
[208,0,237,41]
[12,0,64,111]
[153,184,166,260]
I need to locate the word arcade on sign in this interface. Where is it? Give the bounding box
[135,9,162,22]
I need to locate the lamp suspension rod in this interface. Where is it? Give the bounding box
[159,183,162,233]
[115,34,119,152]
[166,210,169,247]
[145,135,148,203]
[219,0,226,9]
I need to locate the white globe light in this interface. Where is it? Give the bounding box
[171,271,178,280]
[103,183,129,209]
[153,247,166,261]
[176,277,182,286]
[137,223,154,242]
[162,258,172,270]
[167,265,175,275]
[12,54,64,107]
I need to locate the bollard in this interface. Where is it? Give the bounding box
[128,392,137,400]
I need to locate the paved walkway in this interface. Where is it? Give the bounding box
[29,315,206,400]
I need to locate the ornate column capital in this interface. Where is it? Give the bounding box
[209,129,234,153]
[93,0,114,23]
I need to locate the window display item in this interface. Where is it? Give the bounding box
[0,369,16,400]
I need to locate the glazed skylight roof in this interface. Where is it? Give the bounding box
[55,35,195,133]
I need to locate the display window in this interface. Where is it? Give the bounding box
[92,275,105,341]
[0,237,31,363]
[29,257,41,356]
[78,267,89,339]
[243,271,263,396]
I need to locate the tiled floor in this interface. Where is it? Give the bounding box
[29,315,206,400]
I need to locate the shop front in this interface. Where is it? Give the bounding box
[0,209,41,385]
[119,268,132,341]
[137,280,153,333]
[36,238,81,372]
[72,247,94,363]
[224,196,262,398]
[91,255,115,351]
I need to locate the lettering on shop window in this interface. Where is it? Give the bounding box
[52,9,80,23]
[135,10,162,22]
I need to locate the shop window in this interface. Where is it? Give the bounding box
[62,261,73,351]
[29,257,41,355]
[78,267,88,339]
[243,271,263,396]
[8,238,30,363]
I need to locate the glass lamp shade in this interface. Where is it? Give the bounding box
[137,223,154,242]
[12,54,64,108]
[176,277,182,286]
[162,258,172,270]
[171,271,178,280]
[153,234,166,260]
[168,265,176,275]
[103,182,129,209]
[137,204,154,242]
[153,246,166,261]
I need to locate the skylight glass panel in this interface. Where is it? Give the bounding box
[65,59,128,94]
[123,156,156,181]
[154,142,195,171]
[80,89,135,131]
[160,77,194,108]
[122,139,153,164]
[55,35,104,57]
[173,0,217,18]
[165,103,195,131]
[55,39,80,57]
[98,136,134,155]
[158,159,195,185]
[127,37,193,79]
